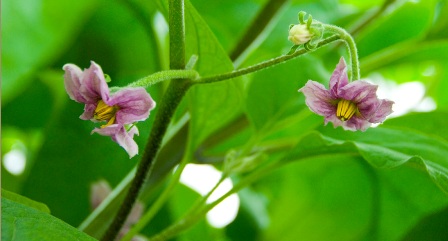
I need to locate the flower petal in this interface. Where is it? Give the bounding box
[367,99,394,123]
[80,103,97,120]
[107,87,156,124]
[299,80,336,117]
[92,125,139,158]
[63,64,88,103]
[329,57,349,98]
[114,126,139,158]
[79,61,110,103]
[343,116,372,131]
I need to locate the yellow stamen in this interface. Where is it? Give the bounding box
[336,99,357,121]
[94,100,119,127]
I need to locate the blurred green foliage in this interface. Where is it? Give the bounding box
[2,0,448,240]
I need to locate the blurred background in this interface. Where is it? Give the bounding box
[2,0,448,240]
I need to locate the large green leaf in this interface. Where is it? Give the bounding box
[184,0,244,152]
[2,197,97,241]
[315,127,448,193]
[356,0,437,58]
[1,189,50,214]
[1,0,98,104]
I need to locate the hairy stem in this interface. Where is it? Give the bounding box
[323,24,360,80]
[128,69,199,88]
[101,0,187,240]
[196,35,340,84]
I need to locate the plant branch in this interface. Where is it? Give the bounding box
[128,69,199,88]
[323,24,360,80]
[195,35,340,84]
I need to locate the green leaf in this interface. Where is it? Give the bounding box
[1,198,97,241]
[400,206,448,241]
[1,0,98,104]
[2,189,50,214]
[184,0,244,151]
[356,0,437,58]
[316,126,448,194]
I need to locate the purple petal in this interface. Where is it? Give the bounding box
[79,61,110,103]
[80,103,97,120]
[114,126,139,158]
[329,57,349,98]
[339,81,378,103]
[107,87,156,125]
[92,125,139,158]
[343,116,372,131]
[91,124,121,136]
[63,64,88,103]
[299,80,336,117]
[324,115,344,128]
[367,99,394,123]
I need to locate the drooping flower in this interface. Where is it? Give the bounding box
[90,180,148,241]
[63,61,156,157]
[299,57,394,131]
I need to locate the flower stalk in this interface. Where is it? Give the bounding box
[128,69,199,88]
[323,24,360,80]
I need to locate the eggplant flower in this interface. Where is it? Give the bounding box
[299,57,394,131]
[63,61,156,158]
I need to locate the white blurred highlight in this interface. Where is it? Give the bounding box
[3,144,27,176]
[369,74,436,118]
[179,164,240,228]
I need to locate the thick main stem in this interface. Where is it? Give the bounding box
[101,81,191,241]
[101,0,187,240]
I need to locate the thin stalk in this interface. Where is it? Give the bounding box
[195,35,340,84]
[128,69,199,88]
[323,24,360,80]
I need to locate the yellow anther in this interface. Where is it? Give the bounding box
[94,100,119,127]
[336,99,357,121]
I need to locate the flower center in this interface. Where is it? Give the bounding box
[336,99,357,121]
[94,100,119,128]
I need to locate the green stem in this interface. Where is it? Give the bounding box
[323,24,360,80]
[147,160,279,241]
[101,1,188,240]
[128,70,199,88]
[195,35,340,84]
[169,0,185,70]
[121,155,191,241]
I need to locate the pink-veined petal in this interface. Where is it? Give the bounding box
[79,61,110,103]
[63,64,89,103]
[299,80,336,117]
[367,99,394,123]
[329,57,349,98]
[114,126,139,158]
[107,87,156,125]
[343,116,372,131]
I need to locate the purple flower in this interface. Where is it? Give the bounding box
[299,57,394,131]
[63,61,156,157]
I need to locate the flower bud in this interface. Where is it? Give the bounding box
[288,24,313,45]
